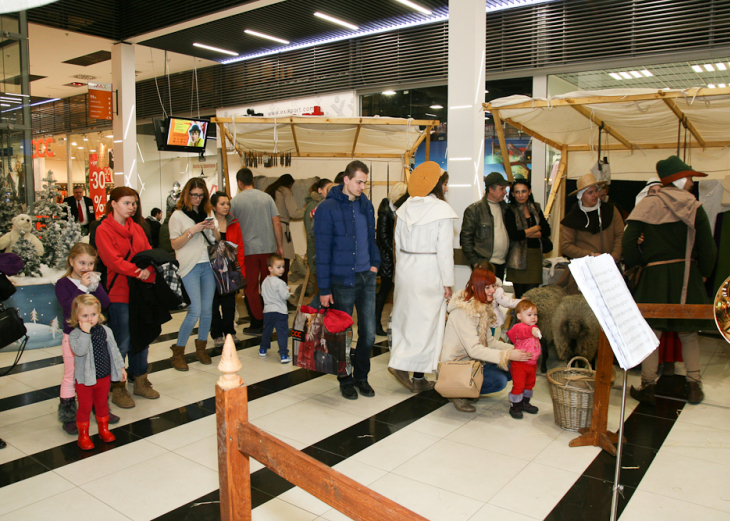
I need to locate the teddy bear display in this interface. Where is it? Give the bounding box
[0,214,45,256]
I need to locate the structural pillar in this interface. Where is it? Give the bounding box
[112,42,137,189]
[532,75,547,206]
[448,0,486,290]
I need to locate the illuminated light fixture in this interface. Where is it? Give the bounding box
[83,137,88,141]
[29,98,60,107]
[641,70,653,77]
[430,104,444,109]
[106,135,114,138]
[0,103,8,107]
[90,149,97,153]
[244,29,289,45]
[71,142,77,146]
[718,63,728,71]
[609,72,623,80]
[0,98,21,103]
[193,43,238,56]
[114,140,123,143]
[314,12,358,30]
[1,92,28,97]
[720,83,727,88]
[425,113,438,117]
[708,84,717,88]
[705,64,715,71]
[396,0,432,15]
[382,90,396,95]
[485,90,489,93]
[629,70,642,78]
[449,157,471,161]
[78,146,84,149]
[692,65,703,72]
[619,72,632,79]
[450,105,472,109]
[71,157,75,159]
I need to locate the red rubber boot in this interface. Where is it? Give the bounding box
[96,416,116,443]
[77,422,94,450]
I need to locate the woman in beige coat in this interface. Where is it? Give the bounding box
[439,267,532,412]
[265,174,305,282]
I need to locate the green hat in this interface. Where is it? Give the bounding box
[484,171,510,190]
[656,155,706,186]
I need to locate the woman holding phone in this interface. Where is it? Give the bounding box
[168,178,220,371]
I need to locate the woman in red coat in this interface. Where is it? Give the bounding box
[210,191,246,350]
[95,187,160,409]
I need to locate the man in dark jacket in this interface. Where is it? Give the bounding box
[624,156,717,405]
[63,186,97,234]
[315,160,381,400]
[460,172,510,279]
[145,208,163,248]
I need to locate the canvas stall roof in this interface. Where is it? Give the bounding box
[485,87,730,181]
[214,117,432,157]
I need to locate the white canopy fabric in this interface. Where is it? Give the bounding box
[487,88,730,181]
[221,117,425,156]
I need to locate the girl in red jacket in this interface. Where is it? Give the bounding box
[210,191,245,350]
[95,187,159,409]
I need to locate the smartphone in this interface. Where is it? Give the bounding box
[205,216,215,222]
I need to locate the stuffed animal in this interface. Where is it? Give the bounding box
[551,295,600,363]
[0,214,44,256]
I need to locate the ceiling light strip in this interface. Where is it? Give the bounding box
[193,43,239,56]
[395,0,432,15]
[244,29,290,45]
[314,12,358,30]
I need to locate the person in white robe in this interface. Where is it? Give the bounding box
[388,162,458,392]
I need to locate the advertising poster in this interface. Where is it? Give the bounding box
[88,82,113,121]
[167,119,208,148]
[88,153,107,216]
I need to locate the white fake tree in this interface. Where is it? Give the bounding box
[0,173,23,235]
[32,171,80,268]
[50,317,61,338]
[11,230,42,277]
[30,309,38,323]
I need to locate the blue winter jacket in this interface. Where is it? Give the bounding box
[314,184,381,295]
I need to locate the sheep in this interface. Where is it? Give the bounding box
[551,295,600,363]
[520,284,568,373]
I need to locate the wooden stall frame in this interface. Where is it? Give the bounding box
[570,303,714,456]
[215,338,428,521]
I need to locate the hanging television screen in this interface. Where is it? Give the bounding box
[153,117,210,153]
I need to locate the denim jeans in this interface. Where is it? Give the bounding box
[261,312,290,356]
[480,362,511,395]
[178,262,216,347]
[109,302,148,378]
[331,270,377,386]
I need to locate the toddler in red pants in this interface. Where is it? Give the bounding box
[68,294,127,450]
[506,300,541,419]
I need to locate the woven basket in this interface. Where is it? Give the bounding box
[547,356,595,431]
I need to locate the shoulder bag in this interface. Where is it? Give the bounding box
[435,356,484,399]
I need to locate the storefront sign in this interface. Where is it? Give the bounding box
[88,154,107,215]
[88,82,113,121]
[218,90,356,121]
[31,137,54,158]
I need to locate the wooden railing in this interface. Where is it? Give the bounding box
[215,337,428,521]
[569,303,714,455]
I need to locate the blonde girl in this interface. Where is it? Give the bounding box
[55,243,112,434]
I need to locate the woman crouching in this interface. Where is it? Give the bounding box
[439,267,532,413]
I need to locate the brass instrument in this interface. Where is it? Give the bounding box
[715,276,730,343]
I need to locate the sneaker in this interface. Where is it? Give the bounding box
[259,348,267,357]
[340,385,358,400]
[280,355,292,364]
[244,327,263,336]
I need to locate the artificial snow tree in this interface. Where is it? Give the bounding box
[32,171,82,268]
[32,171,68,229]
[12,230,42,277]
[0,173,24,235]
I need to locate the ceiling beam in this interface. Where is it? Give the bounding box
[503,117,562,150]
[212,117,438,126]
[661,98,706,148]
[351,124,361,156]
[290,123,300,155]
[570,105,634,150]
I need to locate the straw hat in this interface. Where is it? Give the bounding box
[568,173,607,197]
[408,161,443,197]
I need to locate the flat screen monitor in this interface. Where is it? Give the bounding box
[153,117,210,153]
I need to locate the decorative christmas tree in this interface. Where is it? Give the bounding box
[30,308,39,323]
[12,230,42,277]
[32,171,82,269]
[50,317,61,339]
[0,172,24,235]
[32,171,68,229]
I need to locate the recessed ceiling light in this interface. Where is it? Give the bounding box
[314,12,358,30]
[720,83,727,88]
[244,29,290,45]
[609,72,623,80]
[619,72,632,79]
[641,70,653,77]
[430,104,444,109]
[78,146,84,149]
[106,135,113,138]
[485,90,489,93]
[83,137,88,141]
[708,84,717,88]
[705,64,715,71]
[193,43,239,56]
[90,149,96,152]
[71,157,75,159]
[382,90,396,95]
[71,142,77,146]
[425,113,438,117]
[395,0,432,15]
[717,63,727,71]
[692,65,703,73]
[0,104,8,107]
[629,70,642,78]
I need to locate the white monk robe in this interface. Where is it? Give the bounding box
[389,194,458,373]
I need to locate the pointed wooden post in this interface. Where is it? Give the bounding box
[216,335,250,521]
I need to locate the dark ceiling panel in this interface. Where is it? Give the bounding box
[139,0,448,62]
[63,50,112,66]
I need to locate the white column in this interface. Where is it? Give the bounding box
[448,0,486,290]
[112,42,137,189]
[532,75,547,206]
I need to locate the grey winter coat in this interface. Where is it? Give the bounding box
[69,325,125,386]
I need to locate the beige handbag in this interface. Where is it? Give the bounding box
[435,356,484,399]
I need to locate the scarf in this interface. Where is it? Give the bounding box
[183,207,206,224]
[511,201,539,233]
[561,201,615,235]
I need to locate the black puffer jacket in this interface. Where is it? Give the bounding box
[376,198,395,278]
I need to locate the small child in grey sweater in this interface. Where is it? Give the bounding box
[259,253,292,363]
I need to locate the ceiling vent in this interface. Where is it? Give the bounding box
[73,74,97,80]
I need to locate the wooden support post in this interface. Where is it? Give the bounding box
[491,110,513,182]
[544,145,568,220]
[297,266,311,311]
[219,122,232,198]
[504,118,562,151]
[290,123,301,155]
[351,124,361,156]
[217,383,251,521]
[571,105,634,150]
[219,123,245,159]
[661,98,707,148]
[404,153,411,181]
[425,128,431,161]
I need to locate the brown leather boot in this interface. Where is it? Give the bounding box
[170,344,189,371]
[111,381,135,408]
[630,381,656,406]
[388,367,414,391]
[687,381,704,404]
[134,373,160,399]
[411,378,435,393]
[195,340,212,365]
[449,398,476,413]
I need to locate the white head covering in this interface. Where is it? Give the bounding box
[635,177,662,206]
[672,177,687,190]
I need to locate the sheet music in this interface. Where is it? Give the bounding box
[569,255,658,370]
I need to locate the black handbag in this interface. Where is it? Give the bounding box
[541,237,554,253]
[0,304,27,349]
[0,273,15,302]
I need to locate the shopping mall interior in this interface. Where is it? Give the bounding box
[1,1,730,520]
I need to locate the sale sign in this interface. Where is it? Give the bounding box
[88,154,107,216]
[88,82,113,120]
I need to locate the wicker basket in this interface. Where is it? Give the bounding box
[547,356,595,431]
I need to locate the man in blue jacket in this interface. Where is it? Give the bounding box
[315,160,381,400]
